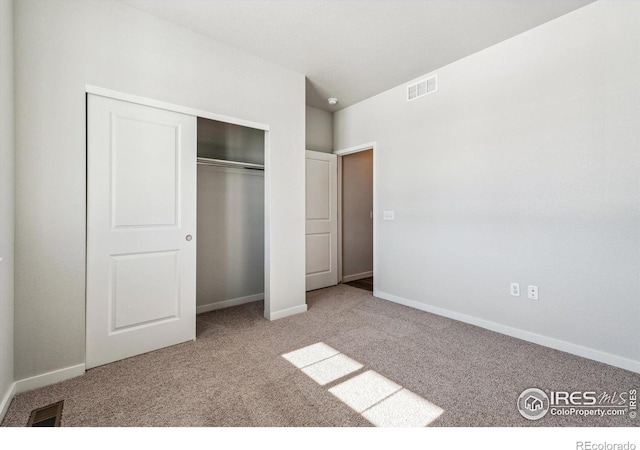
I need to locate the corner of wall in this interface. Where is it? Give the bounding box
[305,105,333,153]
[0,1,15,421]
[268,304,308,321]
[0,0,15,425]
[0,381,16,424]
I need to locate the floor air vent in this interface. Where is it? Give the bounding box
[27,401,63,427]
[407,74,437,101]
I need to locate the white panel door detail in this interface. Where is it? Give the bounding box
[305,151,338,291]
[87,94,196,369]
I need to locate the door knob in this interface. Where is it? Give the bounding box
[186,235,193,241]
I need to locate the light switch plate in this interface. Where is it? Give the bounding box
[383,211,395,221]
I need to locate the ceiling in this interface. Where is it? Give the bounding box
[123,0,594,112]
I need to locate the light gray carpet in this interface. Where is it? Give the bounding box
[2,284,639,427]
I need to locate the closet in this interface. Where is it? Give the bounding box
[196,117,265,313]
[86,90,266,369]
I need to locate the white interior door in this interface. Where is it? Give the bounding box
[305,150,338,291]
[86,94,197,369]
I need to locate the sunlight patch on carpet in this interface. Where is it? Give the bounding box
[328,370,401,412]
[281,342,339,368]
[362,388,444,427]
[301,353,363,385]
[282,342,445,427]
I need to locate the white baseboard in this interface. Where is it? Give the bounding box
[0,381,16,423]
[196,293,263,314]
[14,363,86,394]
[342,271,373,283]
[375,290,640,374]
[268,303,308,321]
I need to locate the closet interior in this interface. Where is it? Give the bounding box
[196,117,265,313]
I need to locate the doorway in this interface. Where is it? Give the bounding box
[337,146,375,292]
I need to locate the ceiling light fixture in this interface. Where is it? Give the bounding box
[327,98,338,106]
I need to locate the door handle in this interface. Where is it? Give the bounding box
[186,235,193,241]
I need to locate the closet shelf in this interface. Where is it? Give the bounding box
[197,157,264,171]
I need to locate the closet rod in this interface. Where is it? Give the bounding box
[197,157,264,171]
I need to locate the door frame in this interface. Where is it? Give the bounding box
[333,141,377,295]
[84,85,273,337]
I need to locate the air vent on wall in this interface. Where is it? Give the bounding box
[407,75,438,101]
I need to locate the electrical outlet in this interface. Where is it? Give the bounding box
[510,283,520,297]
[383,211,395,221]
[528,285,539,300]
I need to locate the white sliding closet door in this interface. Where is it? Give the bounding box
[305,150,338,291]
[86,94,197,369]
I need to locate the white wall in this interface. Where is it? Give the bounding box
[334,0,640,371]
[197,166,264,311]
[14,0,306,380]
[0,0,15,417]
[306,105,333,153]
[342,150,373,280]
